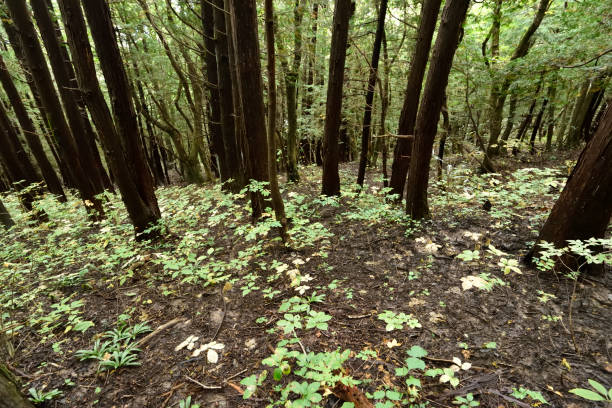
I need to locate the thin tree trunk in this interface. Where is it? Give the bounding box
[405,0,469,219]
[530,98,548,154]
[545,77,557,151]
[356,0,388,187]
[321,0,354,196]
[484,0,551,168]
[388,0,442,200]
[438,96,450,180]
[264,0,288,240]
[78,0,162,239]
[525,101,612,271]
[499,90,518,151]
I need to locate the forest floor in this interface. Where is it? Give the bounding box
[1,152,610,408]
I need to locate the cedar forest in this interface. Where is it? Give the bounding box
[0,0,610,407]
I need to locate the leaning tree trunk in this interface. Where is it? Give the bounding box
[4,0,104,218]
[0,54,66,201]
[525,101,612,270]
[321,0,354,196]
[229,0,271,218]
[0,364,34,408]
[405,0,469,219]
[356,0,388,187]
[75,0,162,239]
[29,0,108,195]
[388,0,442,200]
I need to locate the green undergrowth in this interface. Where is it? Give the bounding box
[0,163,609,407]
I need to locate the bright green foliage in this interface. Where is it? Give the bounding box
[569,379,612,402]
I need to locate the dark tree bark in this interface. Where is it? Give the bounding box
[530,97,548,154]
[356,0,388,187]
[545,77,557,151]
[213,0,244,191]
[0,101,41,187]
[0,364,33,408]
[29,0,109,195]
[78,0,162,238]
[0,54,66,201]
[264,0,288,240]
[405,0,469,219]
[437,96,450,180]
[0,198,14,229]
[201,0,226,181]
[229,0,270,217]
[525,101,612,270]
[4,0,103,218]
[499,90,518,150]
[285,0,306,183]
[321,0,354,196]
[388,0,442,200]
[0,103,46,219]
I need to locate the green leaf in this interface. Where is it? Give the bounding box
[405,376,421,387]
[569,388,605,401]
[386,390,402,401]
[588,379,607,396]
[405,357,425,371]
[395,367,409,377]
[406,345,428,358]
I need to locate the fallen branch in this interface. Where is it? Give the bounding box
[137,318,186,347]
[185,375,222,390]
[332,383,374,408]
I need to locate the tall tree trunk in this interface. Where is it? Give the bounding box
[321,0,354,196]
[4,0,104,218]
[286,0,306,183]
[201,0,227,182]
[78,0,162,239]
[405,0,469,219]
[525,101,612,271]
[29,0,109,195]
[0,198,14,229]
[213,0,244,191]
[356,0,388,187]
[229,0,270,218]
[0,54,66,201]
[388,0,442,200]
[264,0,288,240]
